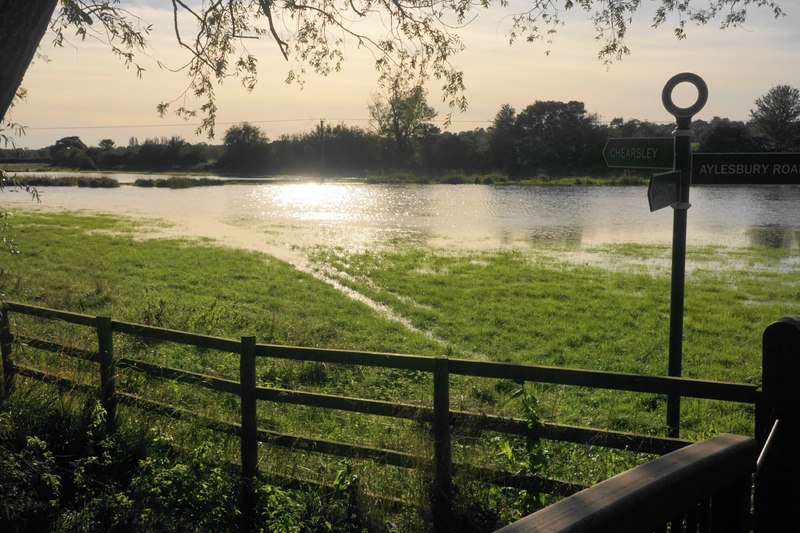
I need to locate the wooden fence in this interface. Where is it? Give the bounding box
[496,433,758,533]
[1,301,797,531]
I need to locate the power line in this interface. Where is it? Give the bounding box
[25,118,332,131]
[24,115,677,133]
[24,117,495,131]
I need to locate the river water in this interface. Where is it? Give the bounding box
[4,176,800,260]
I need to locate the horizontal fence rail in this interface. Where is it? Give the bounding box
[4,301,759,402]
[0,301,767,531]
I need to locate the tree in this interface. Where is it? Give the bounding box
[0,1,786,135]
[50,135,95,169]
[697,117,759,152]
[126,136,205,171]
[98,139,116,151]
[369,77,437,166]
[489,105,520,175]
[218,123,271,175]
[514,100,604,175]
[608,118,672,138]
[321,125,382,175]
[749,85,800,152]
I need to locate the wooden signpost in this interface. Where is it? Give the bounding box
[603,73,708,437]
[658,73,707,438]
[604,74,798,437]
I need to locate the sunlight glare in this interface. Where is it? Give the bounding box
[269,183,359,222]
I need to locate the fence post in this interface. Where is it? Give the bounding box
[239,335,258,532]
[1,303,15,401]
[432,355,452,532]
[96,316,117,431]
[754,316,800,533]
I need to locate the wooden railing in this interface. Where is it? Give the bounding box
[2,302,796,531]
[495,433,758,533]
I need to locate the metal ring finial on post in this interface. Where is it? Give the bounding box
[662,72,708,119]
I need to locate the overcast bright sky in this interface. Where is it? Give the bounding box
[7,1,800,149]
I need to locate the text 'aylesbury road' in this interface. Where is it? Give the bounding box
[692,152,800,184]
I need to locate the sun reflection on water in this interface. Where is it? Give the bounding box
[267,182,360,222]
[5,175,799,253]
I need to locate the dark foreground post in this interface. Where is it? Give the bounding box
[0,303,15,400]
[665,114,690,438]
[96,316,117,431]
[754,317,800,532]
[432,356,452,532]
[239,336,259,532]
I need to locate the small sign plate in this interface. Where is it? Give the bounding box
[603,137,674,169]
[692,152,800,184]
[648,170,682,212]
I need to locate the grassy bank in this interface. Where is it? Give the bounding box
[133,177,225,188]
[1,210,797,530]
[6,174,120,188]
[363,172,648,186]
[4,165,650,187]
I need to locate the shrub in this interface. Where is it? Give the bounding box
[0,436,62,532]
[129,436,236,531]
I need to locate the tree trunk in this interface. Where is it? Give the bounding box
[0,0,59,122]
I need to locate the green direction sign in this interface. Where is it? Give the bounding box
[692,152,800,184]
[648,170,681,212]
[603,137,674,169]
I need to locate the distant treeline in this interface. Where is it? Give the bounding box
[2,99,795,178]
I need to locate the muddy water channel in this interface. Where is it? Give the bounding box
[6,179,800,258]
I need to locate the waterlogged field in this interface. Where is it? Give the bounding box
[309,242,793,382]
[2,210,798,529]
[308,241,796,435]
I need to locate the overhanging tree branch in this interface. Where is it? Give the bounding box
[258,0,290,59]
[0,0,787,138]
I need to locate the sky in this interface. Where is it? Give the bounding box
[6,1,800,150]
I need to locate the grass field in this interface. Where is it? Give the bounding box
[1,209,798,531]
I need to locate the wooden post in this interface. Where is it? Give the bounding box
[1,303,15,400]
[432,355,452,532]
[239,336,258,532]
[754,317,800,533]
[96,316,117,431]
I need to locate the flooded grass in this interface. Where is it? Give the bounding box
[307,243,798,383]
[6,211,797,408]
[2,211,443,357]
[2,210,798,529]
